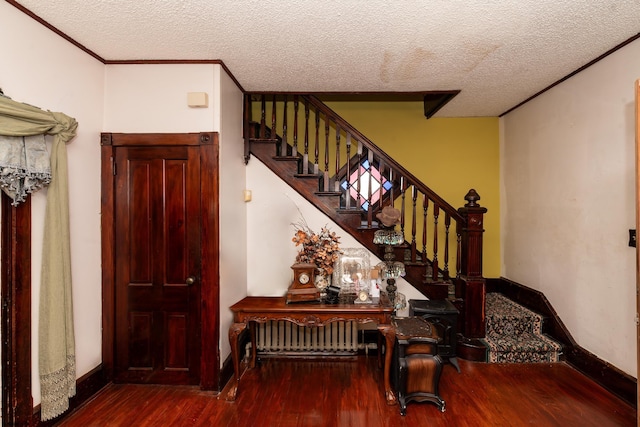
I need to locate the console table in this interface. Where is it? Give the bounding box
[227,296,396,404]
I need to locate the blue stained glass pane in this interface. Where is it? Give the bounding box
[362,159,370,170]
[383,181,393,191]
[362,201,369,210]
[341,180,348,190]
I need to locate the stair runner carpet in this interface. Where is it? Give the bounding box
[481,293,562,363]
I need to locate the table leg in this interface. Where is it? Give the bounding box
[378,324,397,405]
[226,322,247,401]
[249,321,257,368]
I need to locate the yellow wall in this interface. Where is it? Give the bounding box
[326,101,500,277]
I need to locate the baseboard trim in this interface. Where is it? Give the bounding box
[31,364,109,427]
[457,336,488,361]
[488,277,637,408]
[218,353,235,393]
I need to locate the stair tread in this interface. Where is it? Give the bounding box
[483,293,562,363]
[315,191,341,196]
[484,332,562,351]
[249,138,280,144]
[336,208,364,215]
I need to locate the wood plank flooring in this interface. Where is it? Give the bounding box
[54,357,636,427]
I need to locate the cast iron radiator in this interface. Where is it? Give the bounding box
[256,320,359,356]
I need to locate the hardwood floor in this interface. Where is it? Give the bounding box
[55,357,636,427]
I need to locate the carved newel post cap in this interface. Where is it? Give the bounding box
[464,189,481,207]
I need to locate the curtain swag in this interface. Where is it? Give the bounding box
[0,94,77,421]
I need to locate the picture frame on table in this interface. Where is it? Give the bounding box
[333,248,370,298]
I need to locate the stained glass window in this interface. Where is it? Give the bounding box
[341,159,392,210]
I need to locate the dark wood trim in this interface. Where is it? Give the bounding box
[423,91,460,119]
[103,60,245,93]
[218,353,235,393]
[100,132,221,390]
[31,365,109,426]
[488,277,637,407]
[500,32,640,116]
[565,346,637,411]
[1,193,33,427]
[100,138,116,381]
[5,0,105,63]
[105,132,208,147]
[198,132,221,390]
[7,2,246,93]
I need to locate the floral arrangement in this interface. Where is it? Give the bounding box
[292,219,342,277]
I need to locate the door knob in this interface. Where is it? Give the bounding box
[186,276,196,285]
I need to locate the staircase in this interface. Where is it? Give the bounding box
[482,293,562,363]
[243,93,489,354]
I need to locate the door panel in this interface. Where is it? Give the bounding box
[114,145,201,384]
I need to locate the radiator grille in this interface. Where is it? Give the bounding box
[256,320,359,355]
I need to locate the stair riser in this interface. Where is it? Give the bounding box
[484,293,562,364]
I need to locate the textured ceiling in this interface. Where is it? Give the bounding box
[11,0,640,117]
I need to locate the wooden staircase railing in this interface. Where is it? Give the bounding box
[243,93,488,350]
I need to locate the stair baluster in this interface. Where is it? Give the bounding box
[422,195,429,265]
[388,167,395,205]
[345,134,352,209]
[271,95,277,143]
[356,141,363,213]
[260,95,266,140]
[444,213,451,280]
[456,233,462,281]
[323,115,330,192]
[432,204,439,281]
[334,126,341,192]
[292,96,299,157]
[411,186,417,263]
[377,158,385,211]
[303,102,310,174]
[400,177,407,236]
[366,150,373,227]
[280,96,287,157]
[314,108,320,174]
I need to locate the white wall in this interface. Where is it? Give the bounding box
[217,70,247,366]
[246,159,424,316]
[501,38,640,376]
[104,64,216,132]
[0,2,105,405]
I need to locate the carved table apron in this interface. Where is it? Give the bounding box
[227,296,396,405]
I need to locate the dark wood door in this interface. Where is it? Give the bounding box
[114,145,201,384]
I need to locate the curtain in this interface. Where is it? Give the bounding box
[0,134,51,205]
[0,94,77,421]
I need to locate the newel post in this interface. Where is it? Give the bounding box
[457,189,487,338]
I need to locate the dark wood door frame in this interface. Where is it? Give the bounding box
[1,195,33,426]
[100,132,221,390]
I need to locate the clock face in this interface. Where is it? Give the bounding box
[298,273,310,285]
[358,290,369,302]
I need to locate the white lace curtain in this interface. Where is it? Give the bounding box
[0,93,77,421]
